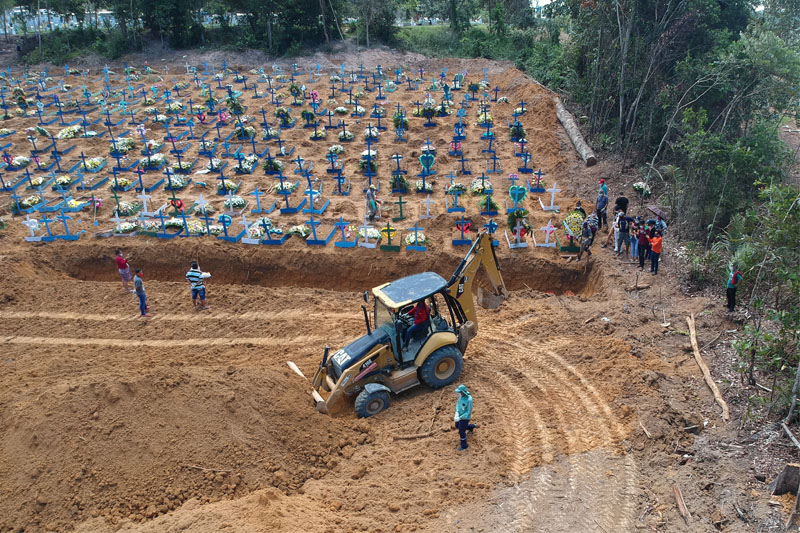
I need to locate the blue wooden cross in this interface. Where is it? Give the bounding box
[447,189,465,213]
[39,213,56,242]
[277,174,307,214]
[480,190,499,216]
[333,170,350,196]
[453,216,472,246]
[458,153,471,175]
[406,224,427,252]
[530,168,546,193]
[487,153,502,174]
[515,137,528,157]
[333,217,356,248]
[518,151,533,174]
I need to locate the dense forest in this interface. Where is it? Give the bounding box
[5,0,800,423]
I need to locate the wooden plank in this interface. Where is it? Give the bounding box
[687,314,730,422]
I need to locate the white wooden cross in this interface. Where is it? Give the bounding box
[505,220,529,249]
[225,189,238,215]
[536,219,557,248]
[239,214,260,244]
[110,213,125,232]
[358,214,376,249]
[194,194,209,215]
[138,189,153,216]
[538,181,561,212]
[22,215,41,241]
[420,194,435,220]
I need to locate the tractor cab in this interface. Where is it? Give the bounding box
[372,272,460,363]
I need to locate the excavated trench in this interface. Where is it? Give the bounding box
[38,240,602,297]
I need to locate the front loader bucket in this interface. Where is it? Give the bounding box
[288,361,330,414]
[312,390,328,413]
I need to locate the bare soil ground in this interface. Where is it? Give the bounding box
[0,46,797,532]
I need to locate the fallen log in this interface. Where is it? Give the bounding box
[687,314,730,422]
[554,97,597,166]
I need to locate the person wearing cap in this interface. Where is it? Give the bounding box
[366,184,382,222]
[454,384,476,451]
[598,178,608,196]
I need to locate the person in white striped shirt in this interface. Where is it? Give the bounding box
[186,261,210,310]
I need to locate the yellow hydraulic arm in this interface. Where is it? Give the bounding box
[446,230,509,326]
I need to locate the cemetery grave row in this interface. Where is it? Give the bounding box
[0,60,581,254]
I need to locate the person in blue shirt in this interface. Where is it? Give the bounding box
[726,265,743,312]
[454,384,476,451]
[595,191,609,231]
[133,268,150,318]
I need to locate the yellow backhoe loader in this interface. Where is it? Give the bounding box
[289,230,508,417]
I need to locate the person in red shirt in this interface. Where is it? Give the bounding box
[637,225,650,270]
[648,231,663,275]
[114,248,134,293]
[403,300,430,349]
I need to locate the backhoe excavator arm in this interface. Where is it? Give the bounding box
[446,230,509,327]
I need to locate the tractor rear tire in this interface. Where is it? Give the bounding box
[419,345,463,389]
[354,389,390,418]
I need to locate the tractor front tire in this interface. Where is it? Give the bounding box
[354,388,391,418]
[419,345,463,388]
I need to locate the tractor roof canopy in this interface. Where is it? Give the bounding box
[373,272,448,309]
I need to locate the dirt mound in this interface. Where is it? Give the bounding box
[0,351,366,531]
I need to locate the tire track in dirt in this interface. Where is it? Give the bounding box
[542,346,639,530]
[0,334,330,348]
[476,332,638,531]
[0,310,354,322]
[479,366,556,532]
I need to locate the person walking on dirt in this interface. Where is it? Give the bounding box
[575,200,586,217]
[595,190,609,231]
[186,261,210,310]
[366,184,382,223]
[648,231,663,275]
[115,249,134,293]
[454,384,476,451]
[726,264,743,312]
[133,268,150,318]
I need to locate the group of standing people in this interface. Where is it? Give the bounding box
[114,249,211,317]
[577,179,667,275]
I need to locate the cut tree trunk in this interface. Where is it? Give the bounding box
[686,314,730,422]
[554,97,597,166]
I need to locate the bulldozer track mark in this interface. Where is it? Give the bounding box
[0,335,329,348]
[481,368,555,533]
[475,334,638,531]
